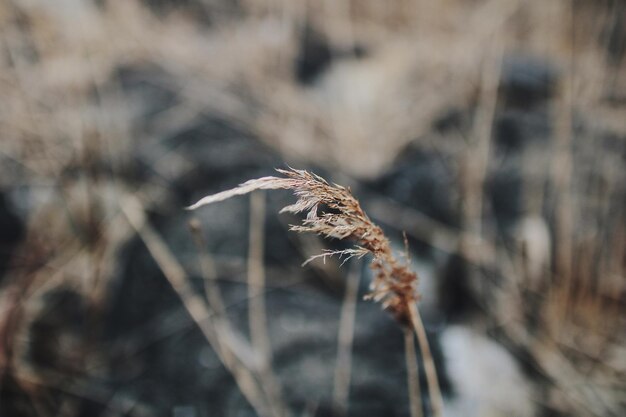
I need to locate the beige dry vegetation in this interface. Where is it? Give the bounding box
[0,0,624,416]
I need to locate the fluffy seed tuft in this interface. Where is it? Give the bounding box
[188,167,420,323]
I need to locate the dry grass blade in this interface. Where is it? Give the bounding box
[408,302,443,417]
[121,196,273,417]
[247,191,286,417]
[188,167,443,416]
[404,329,423,417]
[332,261,361,416]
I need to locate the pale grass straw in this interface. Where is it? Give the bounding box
[247,191,286,417]
[332,260,361,416]
[408,301,443,417]
[189,217,288,417]
[404,328,423,417]
[121,196,274,417]
[188,219,227,316]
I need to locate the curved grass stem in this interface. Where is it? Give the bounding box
[408,301,443,417]
[404,328,423,417]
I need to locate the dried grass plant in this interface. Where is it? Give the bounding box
[188,167,444,417]
[2,1,623,416]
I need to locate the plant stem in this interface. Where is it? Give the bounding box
[333,261,361,415]
[408,301,443,417]
[404,328,423,417]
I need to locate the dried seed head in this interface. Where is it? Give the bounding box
[188,167,420,323]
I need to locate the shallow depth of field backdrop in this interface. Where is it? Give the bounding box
[0,1,624,417]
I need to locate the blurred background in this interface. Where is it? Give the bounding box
[0,0,624,416]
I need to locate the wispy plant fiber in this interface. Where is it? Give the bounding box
[187,167,421,324]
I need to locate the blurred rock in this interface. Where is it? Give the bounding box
[0,192,23,280]
[499,54,558,111]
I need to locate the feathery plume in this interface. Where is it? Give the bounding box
[188,167,420,323]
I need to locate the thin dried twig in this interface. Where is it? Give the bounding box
[121,196,272,417]
[247,191,286,417]
[408,302,443,417]
[188,219,227,316]
[404,329,423,417]
[332,260,361,416]
[248,192,270,358]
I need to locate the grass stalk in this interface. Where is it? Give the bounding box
[332,260,361,415]
[404,328,423,417]
[121,196,272,417]
[408,302,443,417]
[247,191,286,417]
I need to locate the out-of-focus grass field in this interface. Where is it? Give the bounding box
[0,1,624,416]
